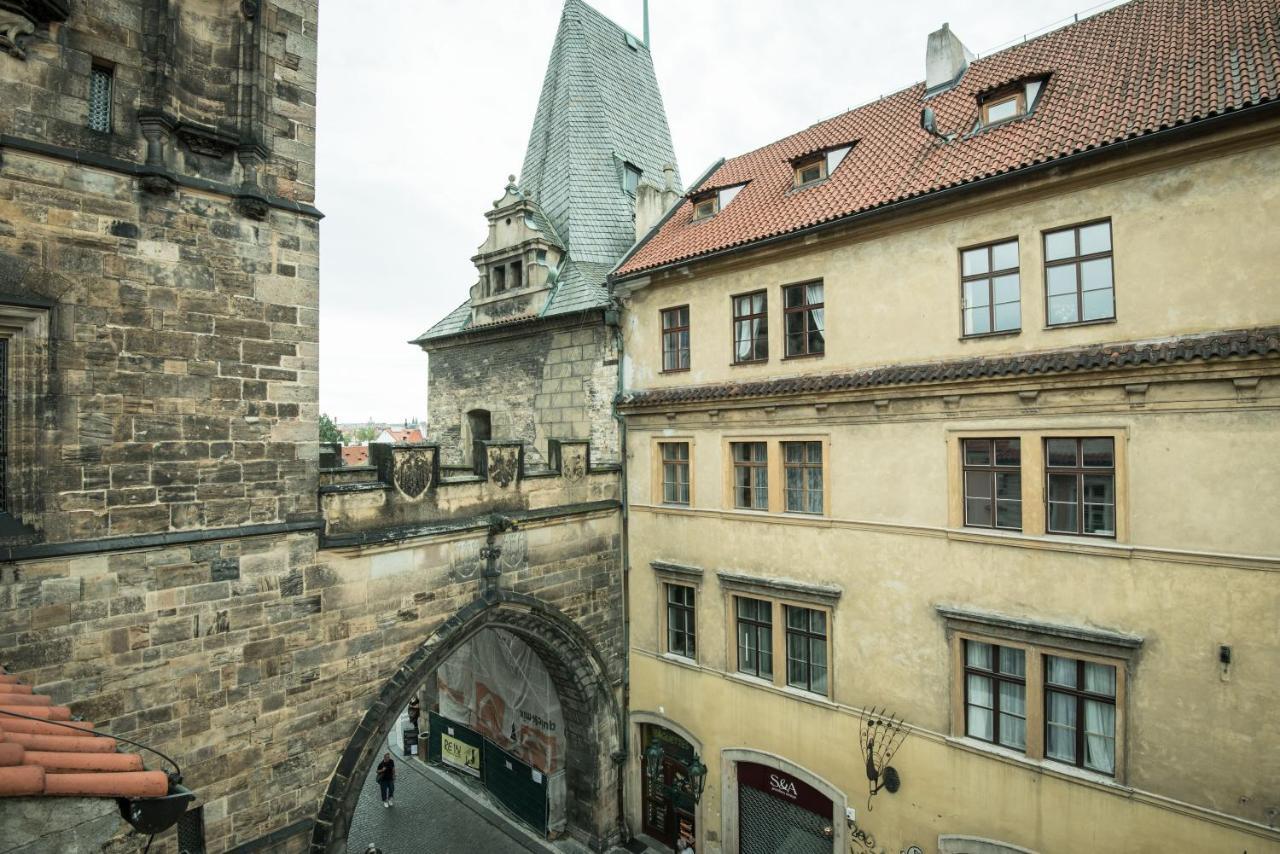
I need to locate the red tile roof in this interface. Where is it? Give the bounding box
[617,0,1279,277]
[385,428,424,443]
[0,667,168,798]
[342,445,370,466]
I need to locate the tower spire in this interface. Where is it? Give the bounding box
[643,0,650,46]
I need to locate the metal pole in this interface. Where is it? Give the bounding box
[643,0,650,46]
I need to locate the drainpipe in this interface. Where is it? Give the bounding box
[606,303,632,845]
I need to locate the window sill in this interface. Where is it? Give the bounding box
[1045,317,1117,330]
[659,368,691,374]
[781,352,824,362]
[945,735,1128,791]
[660,651,700,670]
[960,328,1021,342]
[730,359,769,367]
[726,671,837,707]
[659,502,692,510]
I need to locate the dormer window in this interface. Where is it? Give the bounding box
[979,77,1048,128]
[692,195,719,220]
[792,145,852,189]
[623,162,642,195]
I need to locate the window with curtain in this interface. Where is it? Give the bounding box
[1044,220,1114,326]
[960,239,1020,336]
[783,441,823,514]
[735,596,773,679]
[1045,437,1115,537]
[784,605,828,695]
[731,442,768,510]
[964,640,1027,750]
[783,282,824,357]
[732,291,768,363]
[962,438,1022,530]
[659,442,690,505]
[666,584,696,659]
[661,306,690,372]
[1045,655,1117,775]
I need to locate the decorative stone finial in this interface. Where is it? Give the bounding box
[508,174,517,184]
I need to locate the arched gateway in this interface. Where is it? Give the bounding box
[310,591,623,852]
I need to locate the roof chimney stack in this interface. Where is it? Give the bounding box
[925,23,974,94]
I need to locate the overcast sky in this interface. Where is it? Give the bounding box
[316,0,1104,424]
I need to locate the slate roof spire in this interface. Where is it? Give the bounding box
[414,0,681,343]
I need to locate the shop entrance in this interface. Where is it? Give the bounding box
[640,724,697,849]
[736,761,834,854]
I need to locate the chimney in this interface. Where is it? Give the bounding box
[925,23,974,94]
[634,163,682,241]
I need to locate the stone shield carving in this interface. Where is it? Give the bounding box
[451,538,483,580]
[561,447,587,483]
[394,448,434,499]
[498,530,527,574]
[489,448,519,488]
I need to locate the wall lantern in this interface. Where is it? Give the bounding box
[643,737,707,804]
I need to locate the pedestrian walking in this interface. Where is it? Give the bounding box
[407,695,420,730]
[376,752,396,807]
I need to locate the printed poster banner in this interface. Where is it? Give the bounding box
[441,732,481,777]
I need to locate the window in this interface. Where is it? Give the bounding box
[666,584,696,659]
[961,239,1020,336]
[692,195,718,220]
[1044,221,1114,326]
[1045,438,1115,537]
[794,156,825,187]
[785,605,828,695]
[88,64,113,133]
[623,162,642,194]
[492,264,506,293]
[783,282,824,358]
[962,438,1021,530]
[732,291,768,363]
[731,442,768,510]
[783,441,823,514]
[1044,655,1117,775]
[0,338,7,514]
[661,306,690,372]
[982,91,1023,125]
[735,597,773,679]
[509,260,523,289]
[964,640,1027,750]
[660,442,690,506]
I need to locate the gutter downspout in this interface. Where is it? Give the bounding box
[607,303,632,846]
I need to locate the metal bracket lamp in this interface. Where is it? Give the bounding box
[859,706,907,810]
[643,738,707,805]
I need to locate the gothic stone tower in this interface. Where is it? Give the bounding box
[413,0,681,470]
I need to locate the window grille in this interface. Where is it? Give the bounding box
[0,338,7,513]
[88,66,113,133]
[176,805,206,854]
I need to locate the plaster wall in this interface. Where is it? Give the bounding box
[621,134,1280,392]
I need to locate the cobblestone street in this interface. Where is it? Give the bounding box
[346,717,545,854]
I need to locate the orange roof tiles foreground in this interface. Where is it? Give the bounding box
[616,0,1280,277]
[0,667,168,799]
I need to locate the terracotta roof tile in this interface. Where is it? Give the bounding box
[617,0,1280,277]
[617,326,1280,408]
[0,666,170,799]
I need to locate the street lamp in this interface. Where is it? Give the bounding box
[643,737,707,804]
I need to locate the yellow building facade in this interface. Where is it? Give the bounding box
[612,25,1280,854]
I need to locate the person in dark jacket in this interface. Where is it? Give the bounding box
[376,752,395,807]
[407,695,420,730]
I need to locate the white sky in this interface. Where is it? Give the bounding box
[316,0,1102,424]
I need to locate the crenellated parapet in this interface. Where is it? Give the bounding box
[318,439,618,544]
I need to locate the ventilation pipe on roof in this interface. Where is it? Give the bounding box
[925,23,974,95]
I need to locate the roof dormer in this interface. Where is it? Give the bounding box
[688,182,748,221]
[789,143,854,189]
[468,175,566,325]
[976,75,1050,130]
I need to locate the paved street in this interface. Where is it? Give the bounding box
[346,716,545,854]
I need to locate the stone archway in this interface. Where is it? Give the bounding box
[310,591,623,853]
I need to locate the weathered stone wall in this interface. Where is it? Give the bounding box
[0,0,320,544]
[1,504,621,853]
[424,316,620,467]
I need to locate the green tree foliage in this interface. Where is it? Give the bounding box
[318,413,343,444]
[351,424,379,442]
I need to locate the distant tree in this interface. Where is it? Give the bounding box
[352,424,379,442]
[319,413,343,444]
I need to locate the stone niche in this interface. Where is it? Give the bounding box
[468,177,565,326]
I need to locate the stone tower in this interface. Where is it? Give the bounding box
[412,0,681,469]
